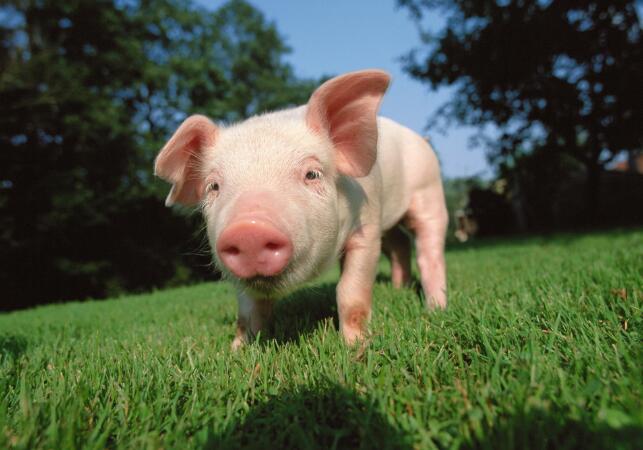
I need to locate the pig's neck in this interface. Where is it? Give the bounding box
[335,166,383,258]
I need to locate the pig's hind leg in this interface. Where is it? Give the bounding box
[381,226,412,289]
[405,186,448,310]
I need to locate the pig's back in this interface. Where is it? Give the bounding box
[375,116,441,230]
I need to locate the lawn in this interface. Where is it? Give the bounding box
[1,229,641,449]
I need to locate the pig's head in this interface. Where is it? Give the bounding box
[154,69,390,296]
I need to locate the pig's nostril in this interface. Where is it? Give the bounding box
[265,242,282,251]
[223,245,240,256]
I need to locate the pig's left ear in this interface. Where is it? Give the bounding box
[306,69,390,177]
[154,115,218,206]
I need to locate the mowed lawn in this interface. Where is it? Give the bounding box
[1,230,641,449]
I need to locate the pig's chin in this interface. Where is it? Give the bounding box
[226,267,298,297]
[242,275,289,296]
[216,254,305,297]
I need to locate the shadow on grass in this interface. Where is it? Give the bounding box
[267,283,339,344]
[265,273,421,344]
[0,333,28,360]
[374,272,424,301]
[460,408,642,450]
[263,271,428,344]
[197,385,640,450]
[202,383,412,450]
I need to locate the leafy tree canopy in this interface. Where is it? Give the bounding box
[399,0,642,218]
[0,0,318,309]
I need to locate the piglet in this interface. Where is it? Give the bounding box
[155,70,448,348]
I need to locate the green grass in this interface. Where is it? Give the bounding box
[1,230,641,449]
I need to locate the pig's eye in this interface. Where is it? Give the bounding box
[304,170,322,182]
[207,182,219,193]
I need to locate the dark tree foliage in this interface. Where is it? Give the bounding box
[0,0,318,310]
[399,0,642,223]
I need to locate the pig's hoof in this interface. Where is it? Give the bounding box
[231,336,246,351]
[341,327,367,346]
[425,293,447,310]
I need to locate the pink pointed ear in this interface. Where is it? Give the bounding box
[154,115,218,206]
[306,69,390,177]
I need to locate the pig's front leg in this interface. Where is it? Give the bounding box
[337,225,381,344]
[231,291,274,350]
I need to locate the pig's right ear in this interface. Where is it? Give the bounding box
[306,69,390,177]
[154,115,218,207]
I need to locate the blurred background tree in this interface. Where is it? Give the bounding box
[400,0,642,232]
[2,0,641,309]
[0,0,318,310]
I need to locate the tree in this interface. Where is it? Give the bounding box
[399,0,642,223]
[0,0,317,310]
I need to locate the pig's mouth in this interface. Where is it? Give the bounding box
[242,274,289,295]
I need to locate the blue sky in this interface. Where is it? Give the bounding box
[199,0,491,179]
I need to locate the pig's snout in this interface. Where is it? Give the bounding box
[217,220,292,278]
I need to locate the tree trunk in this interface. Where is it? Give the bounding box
[584,160,601,225]
[510,171,528,233]
[627,149,641,173]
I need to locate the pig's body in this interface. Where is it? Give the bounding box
[372,116,444,231]
[335,115,448,343]
[155,70,448,347]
